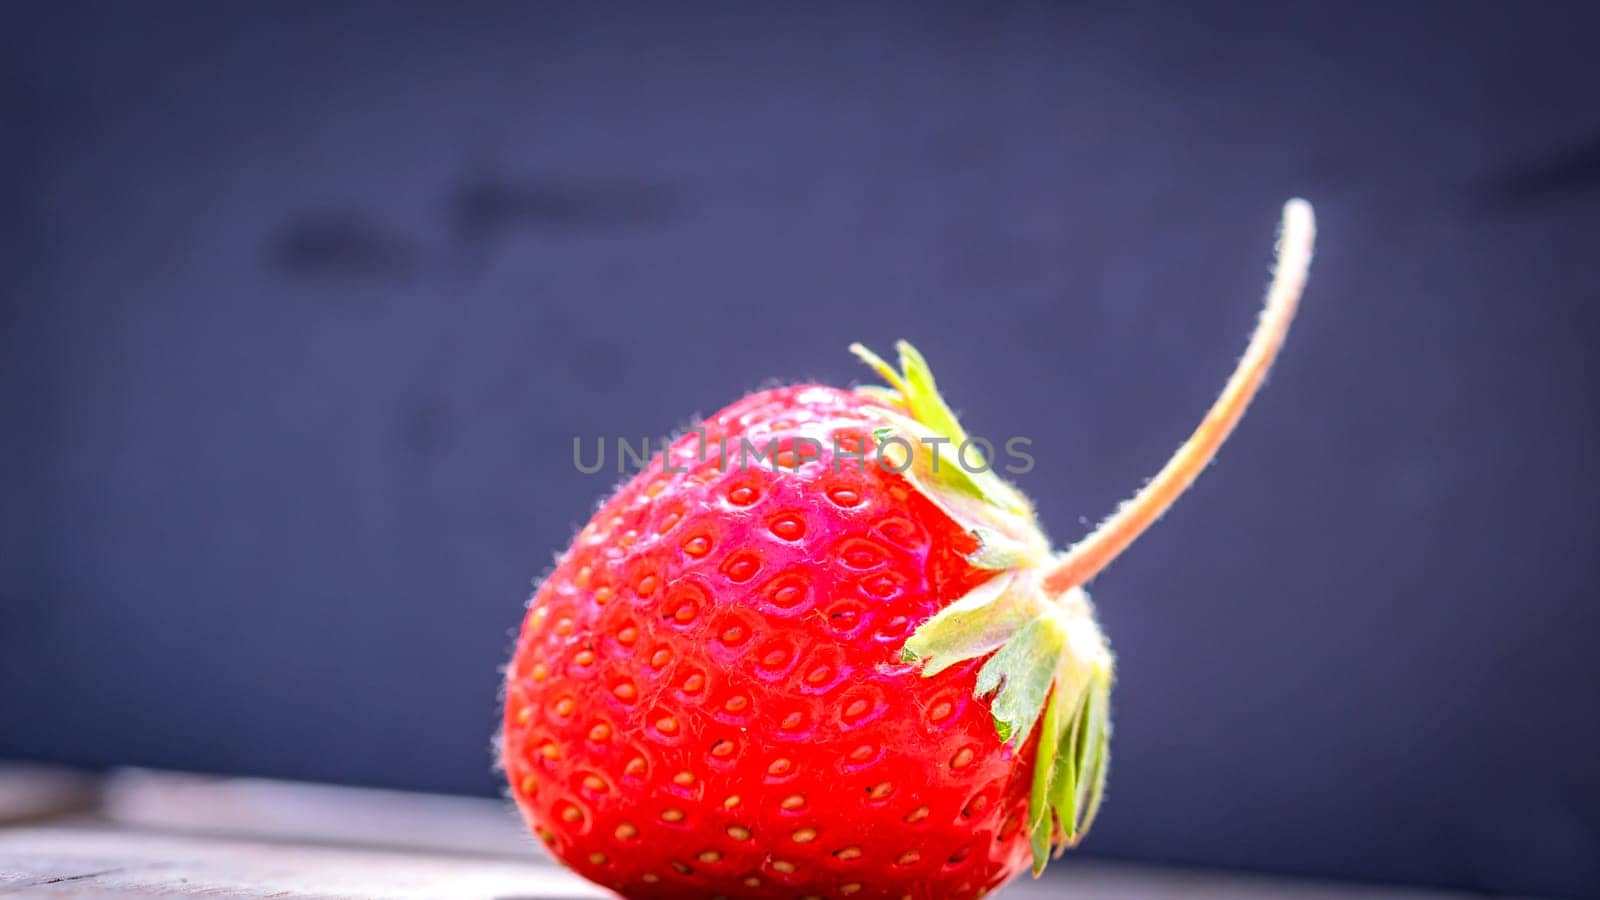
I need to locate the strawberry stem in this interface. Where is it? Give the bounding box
[1042,199,1317,596]
[861,199,1314,874]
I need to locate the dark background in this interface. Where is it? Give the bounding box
[3,2,1598,897]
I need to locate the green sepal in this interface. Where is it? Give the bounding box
[974,616,1064,753]
[851,342,1035,520]
[1027,684,1066,873]
[1035,659,1113,864]
[1074,666,1112,840]
[854,385,906,410]
[966,527,1039,571]
[900,572,1034,677]
[850,341,970,450]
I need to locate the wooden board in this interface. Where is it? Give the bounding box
[0,767,1536,899]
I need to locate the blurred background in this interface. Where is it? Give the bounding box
[2,1,1597,897]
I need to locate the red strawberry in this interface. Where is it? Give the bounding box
[502,200,1316,899]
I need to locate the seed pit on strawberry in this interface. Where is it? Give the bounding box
[724,483,760,507]
[710,605,764,646]
[675,669,706,696]
[501,202,1316,897]
[998,810,1023,841]
[872,514,929,551]
[824,482,863,508]
[681,532,713,558]
[870,611,908,640]
[859,571,907,602]
[755,571,810,613]
[835,537,889,571]
[718,549,761,582]
[766,512,807,541]
[962,788,995,818]
[800,663,834,690]
[838,688,889,723]
[714,692,751,719]
[750,640,798,679]
[950,746,977,770]
[823,599,871,638]
[668,781,704,804]
[665,596,698,625]
[925,695,960,727]
[631,573,658,598]
[840,742,882,772]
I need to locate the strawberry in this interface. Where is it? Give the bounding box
[502,200,1316,899]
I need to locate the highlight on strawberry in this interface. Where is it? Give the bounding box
[502,200,1317,899]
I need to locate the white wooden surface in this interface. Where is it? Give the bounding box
[0,766,1536,899]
